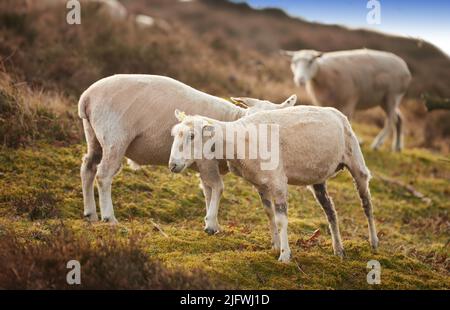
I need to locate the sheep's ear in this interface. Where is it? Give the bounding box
[280,50,297,58]
[280,94,297,108]
[174,109,185,122]
[312,51,323,60]
[231,97,260,107]
[230,97,248,108]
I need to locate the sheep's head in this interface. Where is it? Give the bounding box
[231,94,297,115]
[281,49,322,86]
[169,110,216,173]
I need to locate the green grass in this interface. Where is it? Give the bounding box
[0,124,449,289]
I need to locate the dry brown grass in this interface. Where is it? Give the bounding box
[0,67,80,148]
[0,0,449,152]
[0,225,224,289]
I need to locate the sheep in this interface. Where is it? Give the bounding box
[78,74,296,229]
[169,106,378,262]
[281,49,412,152]
[95,0,127,20]
[135,14,155,28]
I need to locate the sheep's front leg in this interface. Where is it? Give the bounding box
[200,179,212,214]
[198,162,223,235]
[204,179,223,235]
[274,200,290,262]
[311,183,345,258]
[272,186,290,262]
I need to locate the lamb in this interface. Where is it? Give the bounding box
[169,106,378,262]
[281,48,412,152]
[78,74,296,229]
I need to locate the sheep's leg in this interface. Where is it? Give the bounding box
[392,94,405,152]
[81,119,102,222]
[312,183,344,258]
[96,145,125,224]
[347,164,379,250]
[392,110,404,152]
[198,162,223,235]
[204,180,223,235]
[200,179,212,214]
[258,190,280,250]
[371,95,396,150]
[273,187,290,263]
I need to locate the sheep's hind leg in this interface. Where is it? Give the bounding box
[81,119,101,222]
[347,165,379,250]
[311,183,345,258]
[371,94,397,150]
[392,94,405,152]
[96,144,125,224]
[392,110,404,152]
[258,190,280,251]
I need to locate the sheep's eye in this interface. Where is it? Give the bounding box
[190,133,195,140]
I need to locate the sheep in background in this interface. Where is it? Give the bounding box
[169,106,378,262]
[135,14,155,28]
[281,49,411,152]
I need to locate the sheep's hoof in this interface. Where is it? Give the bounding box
[84,213,98,222]
[335,248,346,259]
[204,227,219,235]
[370,237,379,251]
[102,217,118,225]
[271,242,281,251]
[278,251,291,263]
[370,144,380,151]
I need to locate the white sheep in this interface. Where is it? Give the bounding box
[169,106,378,262]
[89,0,127,20]
[78,74,296,229]
[282,48,412,152]
[135,14,155,28]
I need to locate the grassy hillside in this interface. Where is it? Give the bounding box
[0,127,448,289]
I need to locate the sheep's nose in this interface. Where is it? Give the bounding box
[169,162,177,172]
[169,162,184,173]
[296,77,306,86]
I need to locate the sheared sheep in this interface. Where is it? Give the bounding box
[281,48,411,152]
[169,106,378,262]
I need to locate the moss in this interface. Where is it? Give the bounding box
[0,128,449,289]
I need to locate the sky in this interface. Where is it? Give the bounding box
[235,0,450,56]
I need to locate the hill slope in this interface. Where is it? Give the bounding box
[0,126,449,288]
[0,0,449,289]
[127,0,450,98]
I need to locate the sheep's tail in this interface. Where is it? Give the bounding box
[126,158,142,171]
[342,115,372,181]
[78,91,89,119]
